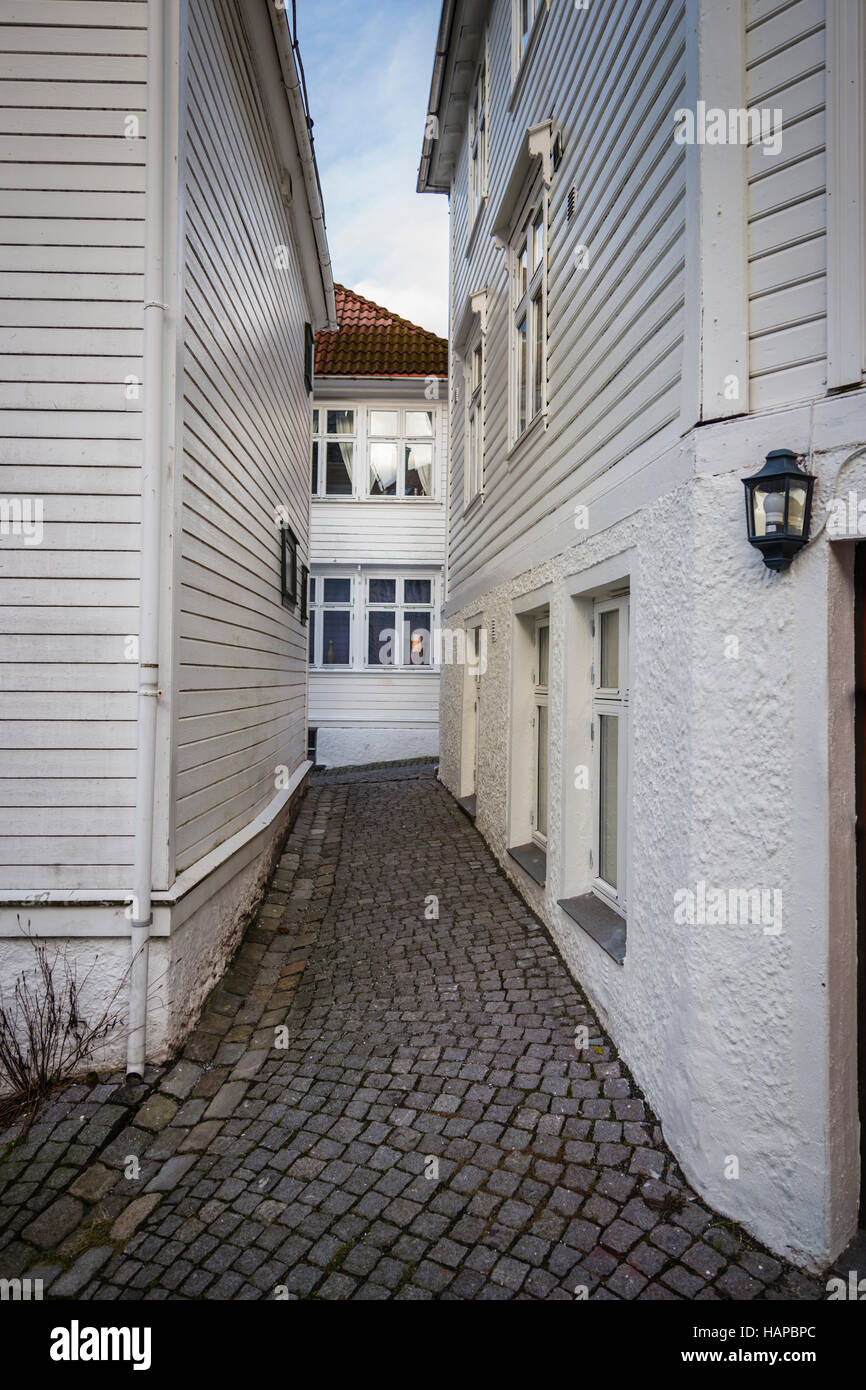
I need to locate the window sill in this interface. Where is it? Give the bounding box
[313,666,441,675]
[557,892,626,965]
[313,496,440,504]
[508,2,550,113]
[506,409,547,467]
[507,840,546,886]
[463,490,484,518]
[466,200,487,258]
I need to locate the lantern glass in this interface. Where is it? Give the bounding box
[751,481,786,537]
[786,481,809,536]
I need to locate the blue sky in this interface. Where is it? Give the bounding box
[299,0,450,337]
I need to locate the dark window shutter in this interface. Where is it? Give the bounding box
[281,525,298,608]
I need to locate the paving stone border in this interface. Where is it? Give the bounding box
[0,770,849,1300]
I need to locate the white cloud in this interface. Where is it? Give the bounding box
[301,0,449,338]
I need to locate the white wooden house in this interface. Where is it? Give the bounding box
[308,287,448,767]
[0,0,336,1073]
[420,0,866,1269]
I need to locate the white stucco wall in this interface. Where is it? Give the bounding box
[315,725,439,768]
[439,398,864,1269]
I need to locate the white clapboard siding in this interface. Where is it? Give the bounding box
[746,0,827,409]
[0,0,146,890]
[176,0,312,873]
[308,672,440,726]
[446,0,687,602]
[310,502,446,565]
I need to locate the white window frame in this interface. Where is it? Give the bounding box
[309,574,354,669]
[511,0,547,86]
[468,43,488,229]
[366,407,437,501]
[312,405,438,501]
[591,596,629,915]
[364,574,438,670]
[509,186,547,447]
[312,406,357,499]
[531,615,549,848]
[464,332,484,507]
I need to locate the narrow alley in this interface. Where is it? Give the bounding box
[1,768,826,1302]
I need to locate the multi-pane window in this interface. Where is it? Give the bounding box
[511,197,546,442]
[468,52,487,226]
[465,337,484,504]
[312,409,355,496]
[532,616,549,844]
[368,409,435,498]
[592,596,629,914]
[309,576,353,667]
[365,576,435,668]
[312,407,436,500]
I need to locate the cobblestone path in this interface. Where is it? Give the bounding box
[0,769,830,1300]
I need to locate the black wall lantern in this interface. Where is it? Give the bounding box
[742,448,815,571]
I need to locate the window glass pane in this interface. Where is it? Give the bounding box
[309,576,316,602]
[311,441,319,494]
[406,410,434,437]
[406,612,432,666]
[471,407,481,491]
[536,703,548,837]
[308,610,316,663]
[533,293,544,416]
[313,409,319,432]
[472,343,482,393]
[369,577,396,603]
[600,609,619,689]
[532,213,544,271]
[404,578,431,605]
[322,611,350,665]
[522,0,532,47]
[599,714,619,887]
[519,244,528,300]
[537,624,549,687]
[369,410,398,436]
[325,440,353,495]
[517,316,527,435]
[405,443,433,497]
[323,577,351,603]
[368,610,396,665]
[369,440,398,496]
[327,409,354,435]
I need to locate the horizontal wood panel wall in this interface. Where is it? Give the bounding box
[0,0,147,889]
[746,0,827,409]
[308,672,440,725]
[448,0,687,605]
[176,0,311,871]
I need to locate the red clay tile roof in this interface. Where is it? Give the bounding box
[315,284,448,378]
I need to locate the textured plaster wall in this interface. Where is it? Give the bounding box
[439,427,859,1268]
[0,932,131,1082]
[315,725,439,769]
